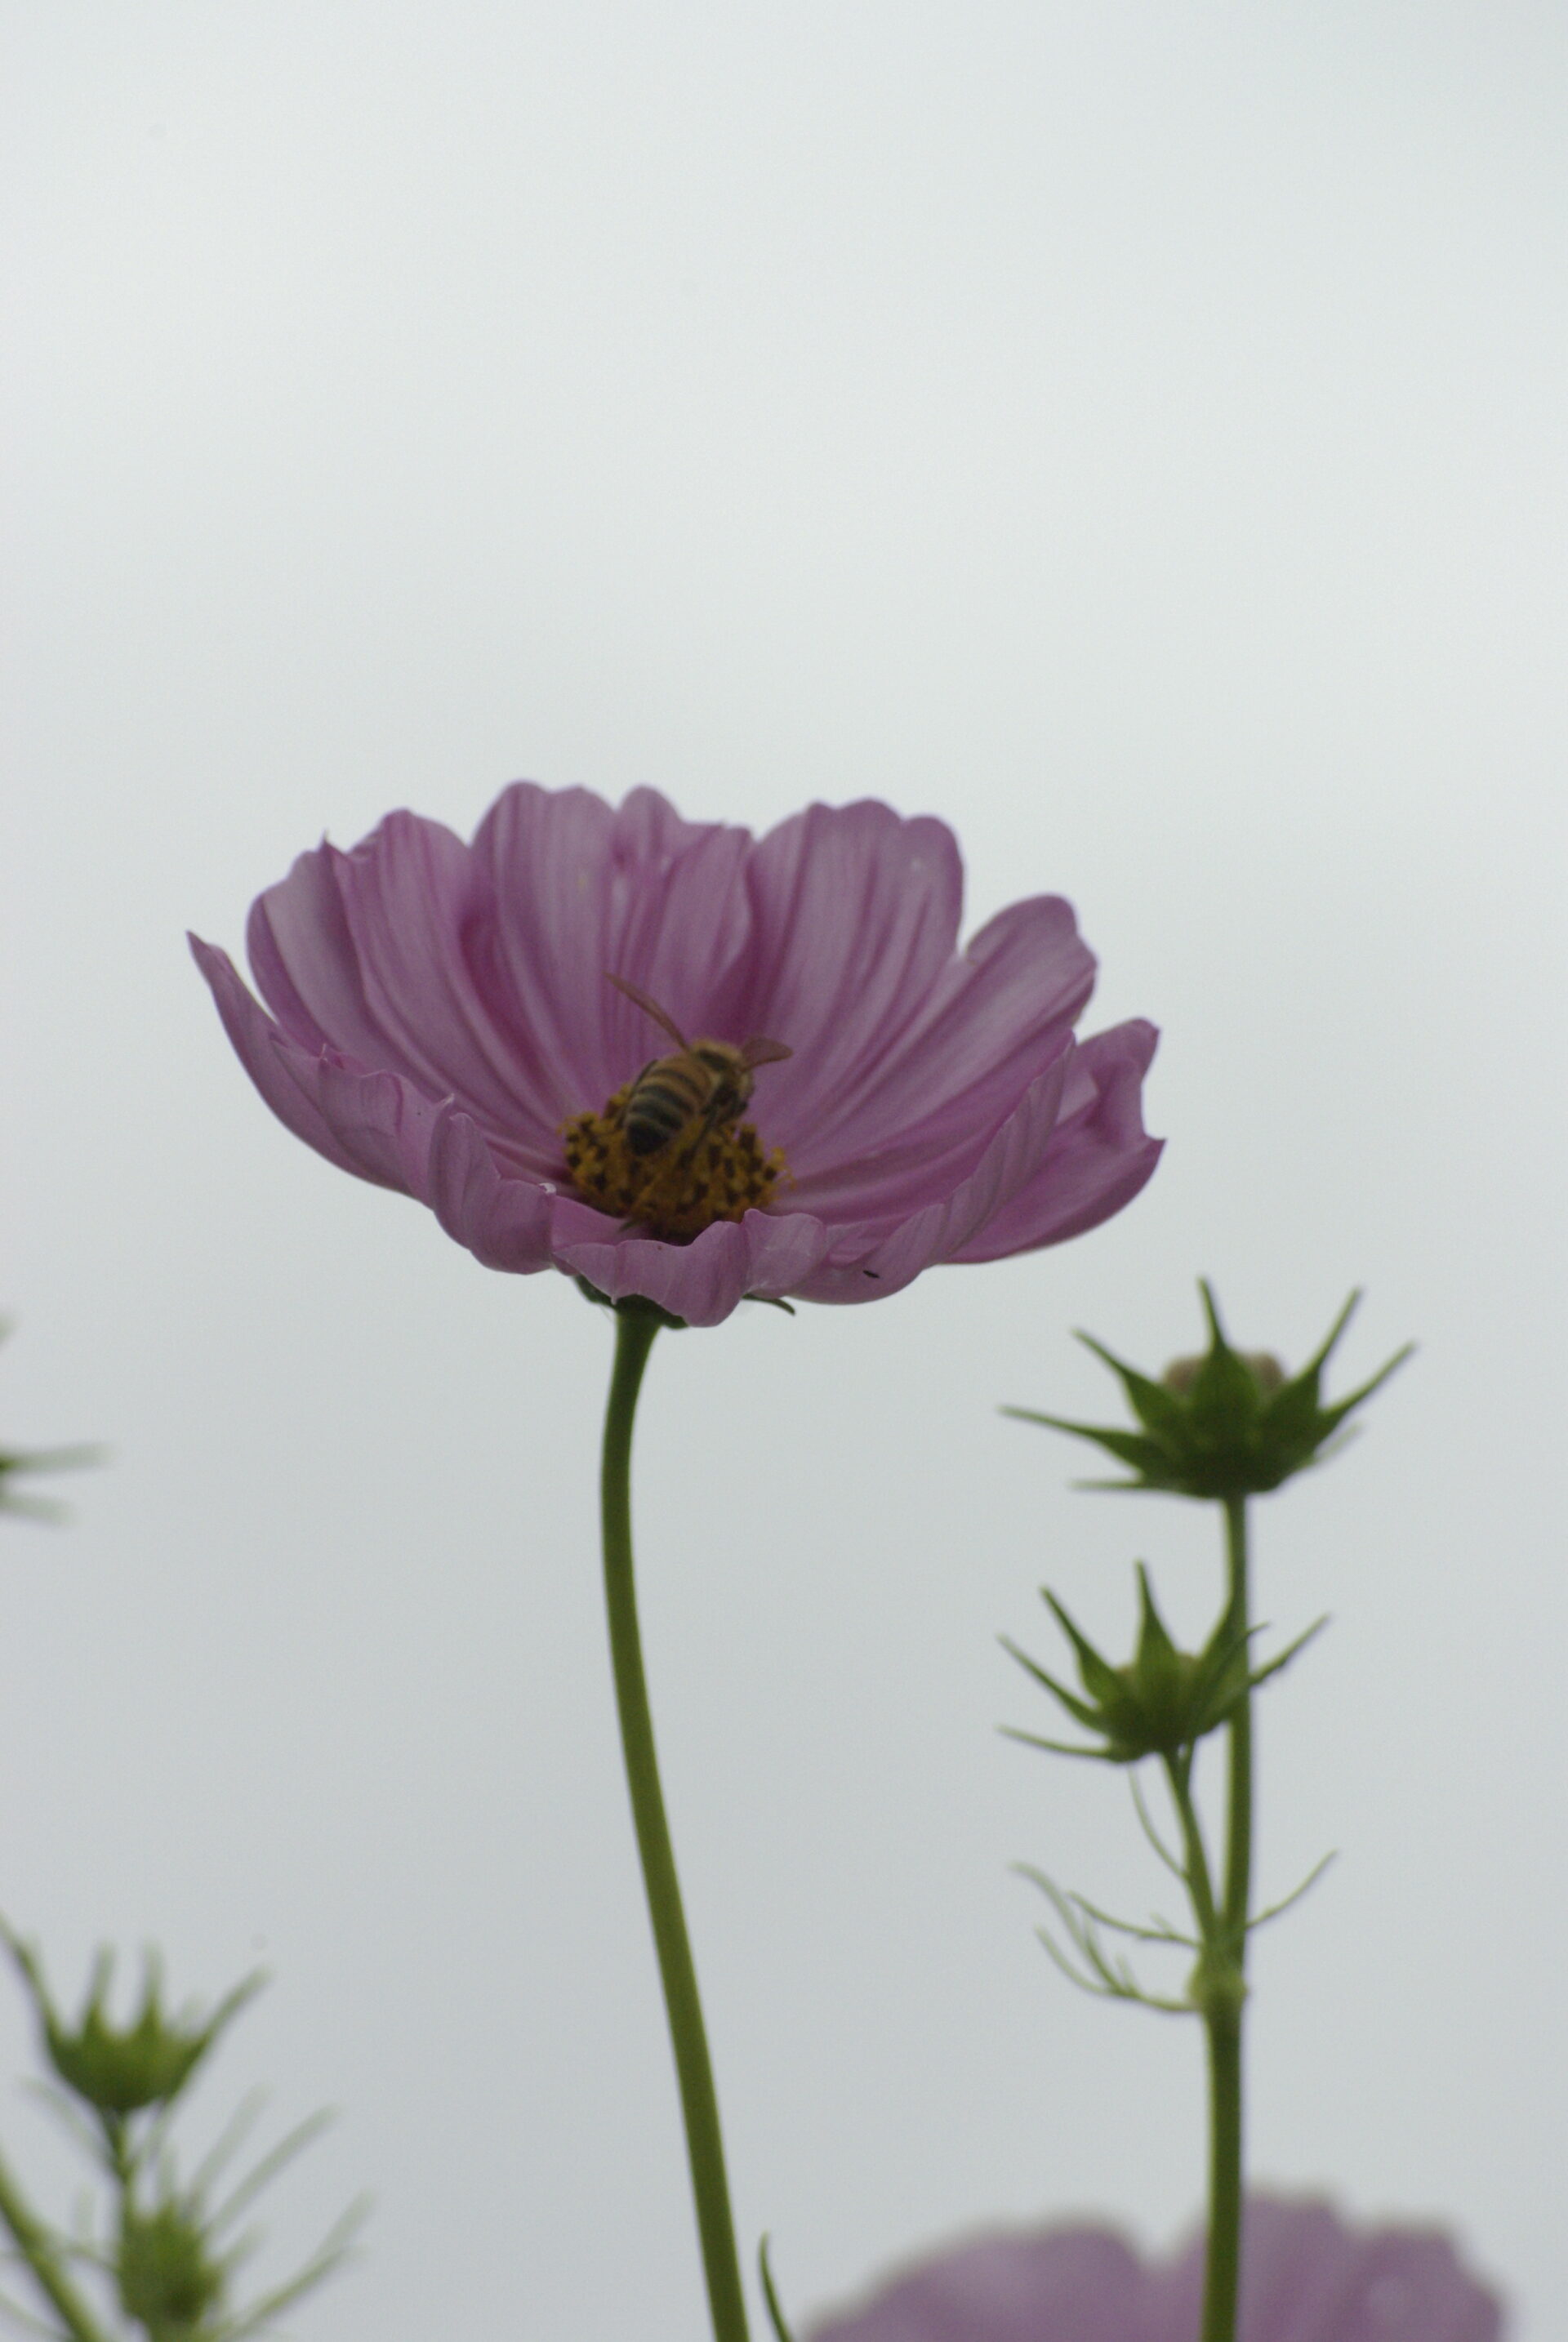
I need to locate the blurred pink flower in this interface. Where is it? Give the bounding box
[192,785,1160,1327]
[806,2196,1504,2342]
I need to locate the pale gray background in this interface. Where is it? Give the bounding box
[2,4,1562,2337]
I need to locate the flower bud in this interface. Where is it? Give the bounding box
[4,1933,262,2117]
[1004,1565,1311,1765]
[1006,1284,1410,1502]
[117,2195,228,2333]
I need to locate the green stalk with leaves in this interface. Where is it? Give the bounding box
[1004,1285,1409,2342]
[0,1934,364,2342]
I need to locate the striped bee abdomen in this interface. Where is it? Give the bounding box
[623,1049,741,1156]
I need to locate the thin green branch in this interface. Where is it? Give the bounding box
[1016,1869,1189,2014]
[1032,1921,1135,2005]
[1064,1892,1196,1952]
[185,2090,266,2202]
[217,2197,371,2340]
[758,2239,797,2342]
[1160,1755,1220,1945]
[1247,1851,1338,1934]
[1129,1770,1187,1881]
[207,2109,335,2234]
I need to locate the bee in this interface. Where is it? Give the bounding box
[608,975,791,1160]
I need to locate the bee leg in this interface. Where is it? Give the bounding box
[673,1098,730,1173]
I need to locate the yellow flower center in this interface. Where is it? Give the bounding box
[560,1081,790,1241]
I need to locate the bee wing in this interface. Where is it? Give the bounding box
[607,973,688,1050]
[740,1035,793,1068]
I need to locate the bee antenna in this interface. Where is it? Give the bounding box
[607,973,688,1050]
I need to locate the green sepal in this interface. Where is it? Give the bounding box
[1241,1612,1328,1695]
[1072,1336,1193,1439]
[999,1638,1106,1734]
[1005,1283,1412,1502]
[1000,1412,1175,1484]
[1040,1592,1125,1707]
[573,1279,689,1330]
[1000,1725,1126,1764]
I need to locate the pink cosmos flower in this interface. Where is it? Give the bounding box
[191,785,1160,1327]
[805,2196,1505,2342]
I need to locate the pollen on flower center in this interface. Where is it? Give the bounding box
[560,1082,790,1242]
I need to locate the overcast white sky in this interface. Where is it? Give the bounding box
[2,4,1563,2337]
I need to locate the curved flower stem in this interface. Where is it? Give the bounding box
[0,2138,112,2342]
[599,1304,751,2342]
[1201,1492,1254,2342]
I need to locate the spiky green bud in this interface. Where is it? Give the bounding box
[1004,1283,1411,1502]
[1004,1565,1318,1764]
[118,2195,228,2338]
[4,1933,261,2117]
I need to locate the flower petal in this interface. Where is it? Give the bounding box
[1232,2200,1503,2342]
[190,937,383,1184]
[1331,2231,1504,2342]
[246,842,401,1064]
[193,934,489,1212]
[807,2225,1160,2342]
[811,2200,1504,2342]
[779,893,1096,1186]
[1158,2198,1505,2342]
[793,1053,1071,1303]
[252,817,562,1170]
[947,1022,1161,1261]
[472,783,755,1113]
[729,803,966,1142]
[553,1204,832,1328]
[425,1106,558,1274]
[278,1044,446,1196]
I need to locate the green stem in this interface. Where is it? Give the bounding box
[599,1304,751,2342]
[1201,1493,1254,2342]
[1199,2008,1244,2342]
[1221,1495,1254,1945]
[0,2138,112,2342]
[1161,1746,1242,2342]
